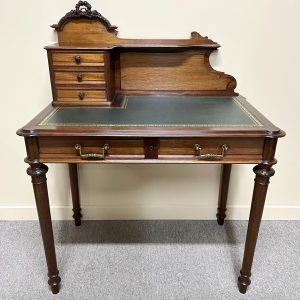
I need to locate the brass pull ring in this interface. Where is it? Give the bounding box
[194,144,228,160]
[75,144,110,160]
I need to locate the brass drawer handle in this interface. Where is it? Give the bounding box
[75,144,110,160]
[194,144,228,159]
[78,92,85,100]
[77,73,83,82]
[74,55,81,64]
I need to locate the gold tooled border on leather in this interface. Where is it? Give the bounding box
[39,97,128,126]
[233,97,262,126]
[38,96,263,127]
[39,107,61,126]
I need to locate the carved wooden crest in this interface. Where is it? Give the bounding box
[51,1,118,33]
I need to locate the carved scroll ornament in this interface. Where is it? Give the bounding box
[51,1,118,33]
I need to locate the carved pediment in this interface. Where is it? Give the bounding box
[51,1,118,34]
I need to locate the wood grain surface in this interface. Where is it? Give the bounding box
[120,52,236,93]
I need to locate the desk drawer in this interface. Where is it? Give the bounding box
[56,90,106,102]
[39,138,144,162]
[54,71,105,85]
[52,52,105,67]
[159,138,264,162]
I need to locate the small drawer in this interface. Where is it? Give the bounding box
[159,138,264,162]
[39,138,145,162]
[56,90,106,102]
[52,52,105,67]
[54,71,105,85]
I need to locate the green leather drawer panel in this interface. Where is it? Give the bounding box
[40,96,262,127]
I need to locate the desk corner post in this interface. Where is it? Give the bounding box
[238,137,278,294]
[217,164,232,225]
[25,137,61,294]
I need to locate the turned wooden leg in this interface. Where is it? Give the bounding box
[217,164,232,225]
[27,163,61,294]
[238,162,275,293]
[69,163,82,226]
[237,132,282,294]
[238,138,278,294]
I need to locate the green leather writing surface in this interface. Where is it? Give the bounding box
[40,96,262,127]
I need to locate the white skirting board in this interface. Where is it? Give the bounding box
[0,205,299,220]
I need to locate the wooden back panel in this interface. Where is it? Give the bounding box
[120,52,236,94]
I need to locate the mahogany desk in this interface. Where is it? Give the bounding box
[17,1,285,295]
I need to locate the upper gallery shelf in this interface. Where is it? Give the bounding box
[49,1,220,49]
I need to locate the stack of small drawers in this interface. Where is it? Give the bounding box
[48,50,109,106]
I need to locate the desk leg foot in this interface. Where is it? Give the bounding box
[217,218,225,226]
[27,163,61,294]
[238,162,275,294]
[74,218,81,226]
[48,272,61,294]
[69,163,82,226]
[217,164,231,225]
[238,272,250,294]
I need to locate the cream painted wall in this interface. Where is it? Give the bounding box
[0,0,299,220]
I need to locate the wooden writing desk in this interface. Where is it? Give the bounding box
[17,1,285,295]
